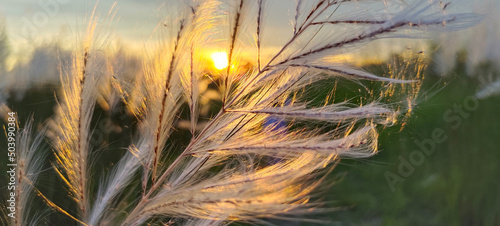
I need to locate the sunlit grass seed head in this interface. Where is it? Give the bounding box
[0,0,482,225]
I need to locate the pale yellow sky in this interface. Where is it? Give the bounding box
[0,0,497,70]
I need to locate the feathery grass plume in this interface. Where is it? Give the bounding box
[96,53,122,113]
[8,118,47,226]
[87,46,186,225]
[8,0,481,225]
[89,2,221,224]
[117,0,481,225]
[46,4,114,220]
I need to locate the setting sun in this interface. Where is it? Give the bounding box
[210,52,229,70]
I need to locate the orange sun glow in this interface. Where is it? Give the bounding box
[210,52,229,70]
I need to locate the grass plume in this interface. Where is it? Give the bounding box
[1,0,482,225]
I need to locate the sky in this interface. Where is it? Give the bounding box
[1,0,165,55]
[0,1,294,49]
[0,0,498,68]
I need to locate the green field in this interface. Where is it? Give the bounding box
[324,58,500,225]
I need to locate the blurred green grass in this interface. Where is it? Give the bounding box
[324,57,500,225]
